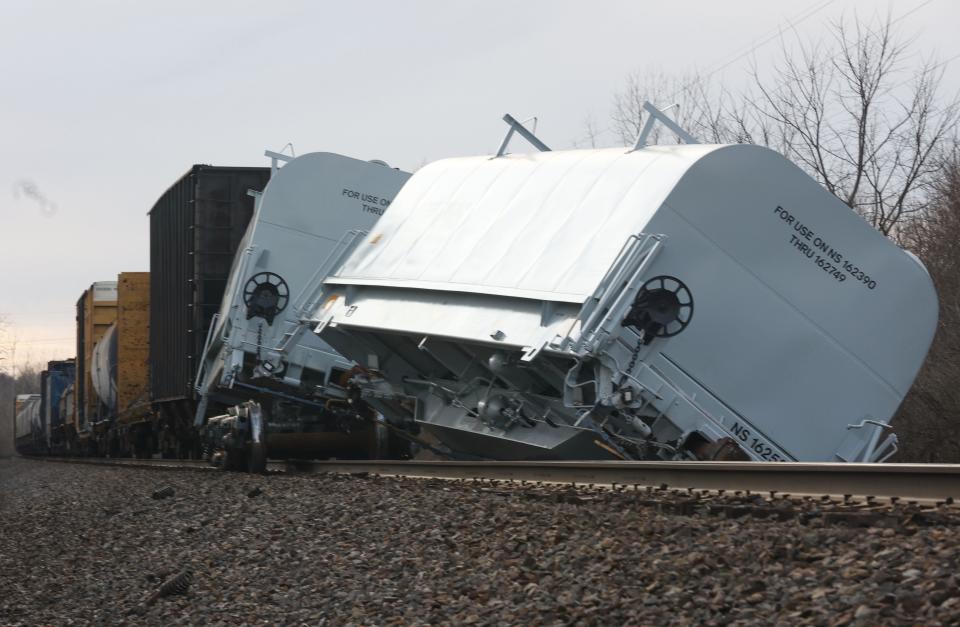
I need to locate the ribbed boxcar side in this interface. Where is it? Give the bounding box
[148,166,270,449]
[71,282,117,453]
[40,369,52,453]
[59,385,75,448]
[116,272,151,421]
[14,394,42,455]
[14,395,28,453]
[40,360,75,454]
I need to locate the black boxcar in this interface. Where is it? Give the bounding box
[149,165,271,454]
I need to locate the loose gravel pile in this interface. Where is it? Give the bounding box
[1,458,959,626]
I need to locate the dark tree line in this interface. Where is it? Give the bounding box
[894,156,960,461]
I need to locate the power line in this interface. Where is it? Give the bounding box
[925,50,960,73]
[579,0,840,145]
[582,0,944,147]
[696,0,837,85]
[673,0,939,122]
[810,1,950,130]
[892,0,937,24]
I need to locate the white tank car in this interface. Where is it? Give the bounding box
[310,135,937,462]
[14,394,42,454]
[91,323,118,415]
[194,151,411,467]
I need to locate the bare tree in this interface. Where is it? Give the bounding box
[747,15,959,236]
[0,314,9,376]
[0,315,9,455]
[605,14,959,238]
[0,316,18,378]
[601,14,960,461]
[573,114,602,149]
[0,315,40,456]
[609,70,734,146]
[893,155,960,461]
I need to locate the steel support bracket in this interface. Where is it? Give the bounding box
[495,114,551,157]
[631,101,700,151]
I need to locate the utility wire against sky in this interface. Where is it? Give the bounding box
[757,0,945,129]
[572,0,839,145]
[684,0,939,115]
[573,0,942,146]
[815,48,960,131]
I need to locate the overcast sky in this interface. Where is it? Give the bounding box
[1,0,957,369]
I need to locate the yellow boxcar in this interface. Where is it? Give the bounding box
[115,272,151,424]
[73,281,118,449]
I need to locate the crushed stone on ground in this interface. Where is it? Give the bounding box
[1,457,959,626]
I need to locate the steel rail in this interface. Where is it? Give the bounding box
[21,456,960,501]
[21,456,216,471]
[19,456,288,473]
[283,460,960,501]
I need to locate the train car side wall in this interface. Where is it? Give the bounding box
[116,272,151,424]
[14,394,41,454]
[41,360,75,451]
[14,395,28,444]
[149,166,271,408]
[40,370,51,447]
[76,282,117,434]
[60,385,75,442]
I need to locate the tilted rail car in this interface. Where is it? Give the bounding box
[17,152,415,468]
[17,110,938,467]
[305,108,938,463]
[194,151,412,470]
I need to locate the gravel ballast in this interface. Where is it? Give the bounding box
[1,457,959,626]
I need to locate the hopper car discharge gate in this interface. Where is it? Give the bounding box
[305,104,937,464]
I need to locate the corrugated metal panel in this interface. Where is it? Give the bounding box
[41,359,75,444]
[14,394,41,443]
[60,385,74,432]
[74,292,84,432]
[40,370,50,443]
[149,165,271,404]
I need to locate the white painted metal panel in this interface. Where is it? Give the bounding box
[195,152,411,416]
[316,144,937,462]
[14,394,41,441]
[333,146,719,300]
[91,323,118,413]
[92,282,117,302]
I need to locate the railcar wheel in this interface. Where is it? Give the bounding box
[247,441,267,474]
[369,422,390,460]
[222,447,245,472]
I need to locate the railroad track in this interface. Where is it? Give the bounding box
[23,456,960,502]
[288,460,960,502]
[22,456,217,472]
[21,456,287,474]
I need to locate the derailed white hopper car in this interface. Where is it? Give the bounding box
[194,151,411,468]
[310,116,938,463]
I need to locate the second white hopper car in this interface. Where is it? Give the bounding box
[309,133,937,462]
